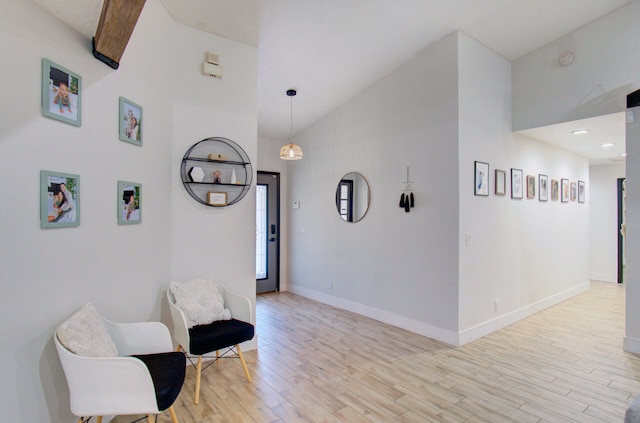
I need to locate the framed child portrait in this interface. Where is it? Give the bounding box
[119,97,143,145]
[40,170,80,228]
[551,179,559,201]
[118,181,141,224]
[42,59,82,126]
[578,180,585,203]
[561,178,569,203]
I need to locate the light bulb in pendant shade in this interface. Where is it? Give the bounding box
[280,89,303,160]
[280,142,303,160]
[572,129,589,135]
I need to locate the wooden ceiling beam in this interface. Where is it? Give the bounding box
[93,0,146,69]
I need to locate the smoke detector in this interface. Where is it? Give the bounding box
[559,52,574,66]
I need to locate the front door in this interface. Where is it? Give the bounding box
[256,172,280,293]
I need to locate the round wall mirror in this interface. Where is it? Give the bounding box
[335,172,370,222]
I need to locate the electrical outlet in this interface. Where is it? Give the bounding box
[466,232,472,245]
[494,299,500,313]
[328,280,333,290]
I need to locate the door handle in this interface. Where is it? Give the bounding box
[269,237,277,242]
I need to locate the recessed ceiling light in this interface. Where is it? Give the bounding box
[601,143,614,148]
[572,129,589,135]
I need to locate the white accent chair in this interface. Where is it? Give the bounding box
[55,306,185,423]
[167,282,254,404]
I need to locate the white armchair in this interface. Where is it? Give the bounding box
[55,304,185,423]
[167,281,254,404]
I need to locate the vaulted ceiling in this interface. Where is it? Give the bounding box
[34,0,631,162]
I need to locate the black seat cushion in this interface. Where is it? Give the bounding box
[132,351,186,411]
[188,319,255,356]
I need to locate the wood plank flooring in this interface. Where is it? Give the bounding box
[115,281,640,422]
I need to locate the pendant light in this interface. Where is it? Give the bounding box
[280,89,303,160]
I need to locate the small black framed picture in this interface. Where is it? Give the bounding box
[474,161,489,196]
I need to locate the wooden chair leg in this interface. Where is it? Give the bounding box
[168,405,179,423]
[235,344,251,382]
[216,350,220,366]
[147,415,154,423]
[176,344,182,353]
[77,419,84,423]
[195,355,202,404]
[96,417,103,423]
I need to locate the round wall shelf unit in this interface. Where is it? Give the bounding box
[180,137,253,207]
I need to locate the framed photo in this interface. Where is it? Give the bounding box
[526,175,536,199]
[511,168,523,199]
[551,180,559,201]
[40,170,80,228]
[474,161,489,196]
[41,58,81,126]
[578,181,585,203]
[570,182,577,202]
[118,181,141,224]
[561,178,569,202]
[495,169,506,196]
[207,191,228,206]
[119,97,142,145]
[539,174,548,201]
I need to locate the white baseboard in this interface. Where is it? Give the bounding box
[458,281,590,344]
[590,272,617,283]
[624,336,640,354]
[287,285,461,345]
[288,281,590,347]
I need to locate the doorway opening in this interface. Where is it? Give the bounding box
[256,171,280,293]
[618,177,626,284]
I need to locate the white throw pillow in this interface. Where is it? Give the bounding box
[57,303,118,357]
[170,278,231,328]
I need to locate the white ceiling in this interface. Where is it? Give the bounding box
[518,112,627,166]
[33,0,631,163]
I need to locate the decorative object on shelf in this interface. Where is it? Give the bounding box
[41,58,82,126]
[398,166,415,213]
[208,153,227,161]
[280,89,303,160]
[231,168,237,184]
[495,169,506,196]
[474,161,489,196]
[119,96,142,146]
[117,181,141,225]
[212,169,222,184]
[188,166,205,183]
[578,180,585,203]
[539,174,548,201]
[207,191,227,206]
[511,168,523,199]
[40,170,80,229]
[181,137,252,207]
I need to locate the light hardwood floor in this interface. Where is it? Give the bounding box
[116,281,640,422]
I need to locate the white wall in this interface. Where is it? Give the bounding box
[513,0,640,131]
[285,30,592,346]
[457,33,590,342]
[625,105,640,353]
[0,0,257,421]
[589,163,625,282]
[288,33,461,344]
